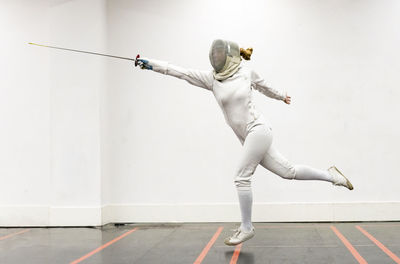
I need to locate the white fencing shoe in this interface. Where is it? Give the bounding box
[224,226,255,246]
[328,166,354,190]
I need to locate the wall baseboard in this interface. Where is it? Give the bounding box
[1,202,399,226]
[0,206,101,227]
[102,202,400,224]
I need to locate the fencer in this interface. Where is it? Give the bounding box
[136,39,353,246]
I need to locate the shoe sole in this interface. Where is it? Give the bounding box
[331,166,354,190]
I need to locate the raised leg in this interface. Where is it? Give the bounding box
[259,144,333,182]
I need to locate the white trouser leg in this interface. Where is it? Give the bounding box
[259,139,333,182]
[259,143,297,180]
[234,125,272,232]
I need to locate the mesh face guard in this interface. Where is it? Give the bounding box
[209,39,227,72]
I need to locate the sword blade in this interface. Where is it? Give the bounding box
[28,42,135,61]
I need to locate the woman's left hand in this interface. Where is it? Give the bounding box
[284,94,291,104]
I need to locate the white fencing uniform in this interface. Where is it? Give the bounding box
[142,58,333,232]
[145,58,302,176]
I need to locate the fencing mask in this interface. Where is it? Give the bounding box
[209,39,242,81]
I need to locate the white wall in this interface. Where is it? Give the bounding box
[1,0,399,226]
[0,0,51,225]
[103,0,400,222]
[0,0,106,226]
[48,0,106,225]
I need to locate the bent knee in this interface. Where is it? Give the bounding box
[234,166,256,190]
[280,166,296,180]
[234,179,252,191]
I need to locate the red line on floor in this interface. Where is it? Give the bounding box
[330,226,367,264]
[230,243,242,264]
[193,226,224,264]
[356,225,400,264]
[0,229,30,241]
[69,227,138,264]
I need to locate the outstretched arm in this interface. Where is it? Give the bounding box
[137,57,213,91]
[250,69,290,104]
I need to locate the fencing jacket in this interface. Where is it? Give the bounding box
[146,58,286,144]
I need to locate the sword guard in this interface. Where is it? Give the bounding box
[135,54,140,67]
